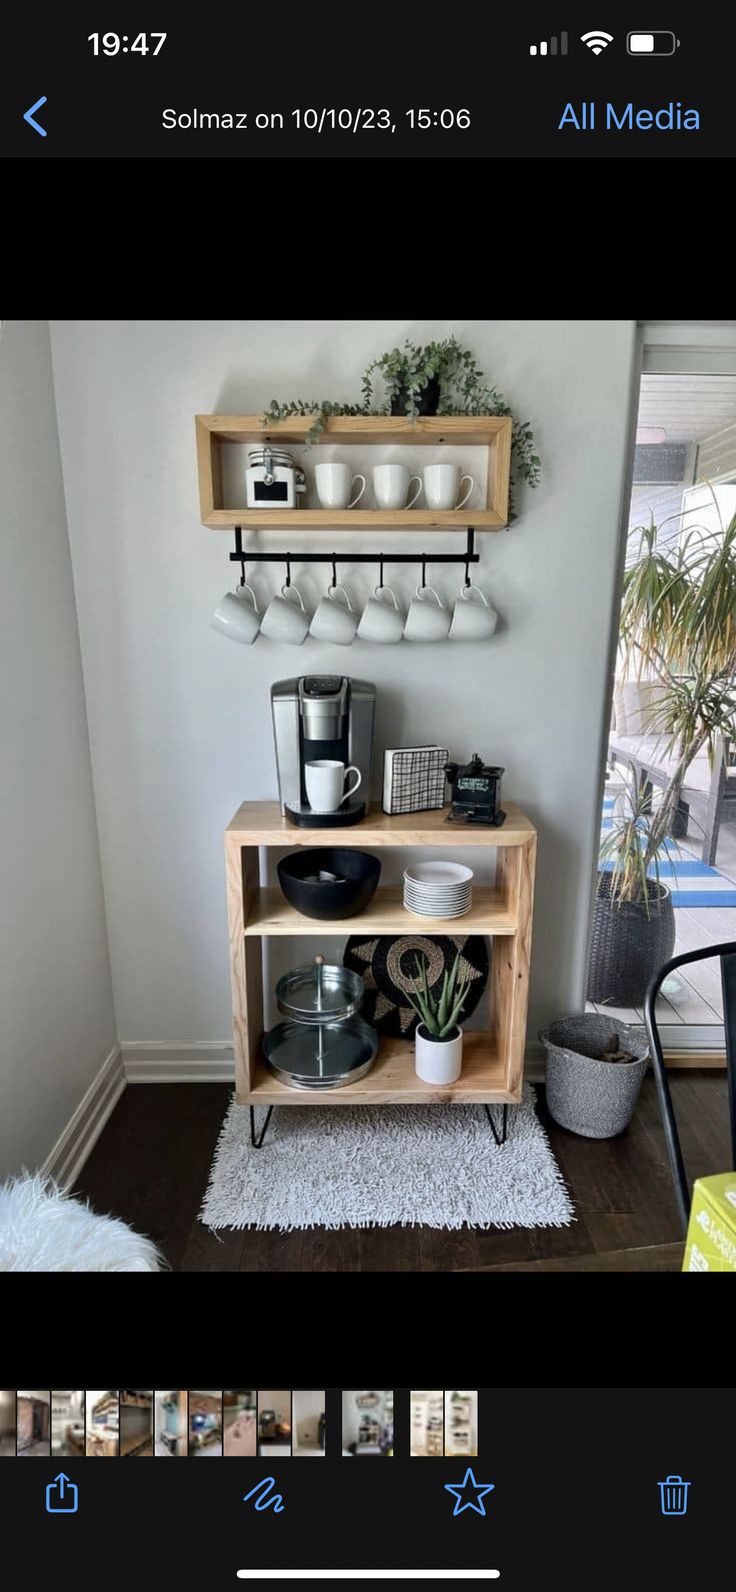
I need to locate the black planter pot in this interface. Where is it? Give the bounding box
[390,376,441,417]
[587,872,676,1006]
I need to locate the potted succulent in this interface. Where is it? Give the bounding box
[406,951,472,1085]
[261,335,540,518]
[588,500,736,1005]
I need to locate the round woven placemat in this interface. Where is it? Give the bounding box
[343,933,489,1037]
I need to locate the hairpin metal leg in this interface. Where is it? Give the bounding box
[250,1106,274,1149]
[484,1104,508,1147]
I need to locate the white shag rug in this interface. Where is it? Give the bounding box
[200,1085,574,1232]
[0,1173,166,1272]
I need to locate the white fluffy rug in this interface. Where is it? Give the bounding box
[0,1174,166,1271]
[200,1085,574,1232]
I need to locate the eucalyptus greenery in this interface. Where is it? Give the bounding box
[405,951,471,1041]
[262,335,540,518]
[260,398,371,448]
[602,492,736,907]
[363,338,541,503]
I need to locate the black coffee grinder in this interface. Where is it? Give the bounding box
[444,754,506,826]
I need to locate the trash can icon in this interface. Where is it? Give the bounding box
[659,1476,690,1515]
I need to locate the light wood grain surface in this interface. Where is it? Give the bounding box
[196,414,512,527]
[197,414,511,444]
[246,1030,515,1104]
[244,885,517,937]
[225,805,536,1105]
[203,509,506,529]
[226,801,536,848]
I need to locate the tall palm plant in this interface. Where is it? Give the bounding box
[606,490,736,903]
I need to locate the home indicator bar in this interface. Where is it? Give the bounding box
[235,1575,502,1583]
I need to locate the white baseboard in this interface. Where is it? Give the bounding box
[123,1041,544,1084]
[121,1042,235,1083]
[42,1045,126,1190]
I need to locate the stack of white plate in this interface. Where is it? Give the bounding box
[403,861,474,919]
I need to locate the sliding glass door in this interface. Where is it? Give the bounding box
[588,327,736,1053]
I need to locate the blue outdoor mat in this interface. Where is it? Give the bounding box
[601,797,736,907]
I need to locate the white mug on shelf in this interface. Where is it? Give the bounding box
[260,582,310,644]
[357,584,405,643]
[210,581,261,644]
[309,583,359,646]
[305,759,362,813]
[403,584,451,642]
[314,462,366,510]
[423,463,474,511]
[449,582,499,641]
[372,463,422,511]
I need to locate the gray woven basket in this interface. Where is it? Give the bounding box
[539,1012,649,1139]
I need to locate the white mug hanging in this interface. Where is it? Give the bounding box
[403,584,451,642]
[260,582,310,644]
[309,583,359,645]
[448,583,499,641]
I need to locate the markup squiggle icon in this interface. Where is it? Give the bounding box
[244,1476,285,1513]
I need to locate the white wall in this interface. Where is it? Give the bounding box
[293,1388,324,1448]
[258,1390,290,1424]
[0,320,116,1178]
[49,320,637,1050]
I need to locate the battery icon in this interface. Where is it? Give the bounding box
[627,30,680,54]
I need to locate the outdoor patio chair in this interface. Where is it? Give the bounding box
[644,941,736,1234]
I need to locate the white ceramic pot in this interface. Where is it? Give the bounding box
[414,1023,463,1085]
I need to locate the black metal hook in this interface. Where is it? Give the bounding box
[285,554,291,588]
[240,557,247,587]
[421,554,427,589]
[464,554,471,588]
[331,555,337,590]
[379,554,384,589]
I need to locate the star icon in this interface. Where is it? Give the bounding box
[444,1466,495,1517]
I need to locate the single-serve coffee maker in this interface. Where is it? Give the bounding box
[271,676,376,826]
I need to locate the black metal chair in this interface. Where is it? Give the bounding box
[643,941,736,1234]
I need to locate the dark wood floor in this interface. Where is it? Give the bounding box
[74,1074,729,1272]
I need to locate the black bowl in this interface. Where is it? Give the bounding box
[277,848,381,921]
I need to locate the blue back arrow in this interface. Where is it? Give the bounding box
[24,96,47,136]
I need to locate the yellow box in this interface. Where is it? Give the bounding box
[683,1173,736,1272]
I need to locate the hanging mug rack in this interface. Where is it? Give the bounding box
[229,525,479,585]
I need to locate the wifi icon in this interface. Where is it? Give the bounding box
[581,29,614,54]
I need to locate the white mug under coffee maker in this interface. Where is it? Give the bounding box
[305,760,362,813]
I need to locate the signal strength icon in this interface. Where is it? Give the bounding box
[530,31,568,56]
[581,29,614,54]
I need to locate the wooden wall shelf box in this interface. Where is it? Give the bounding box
[196,415,512,529]
[225,801,536,1107]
